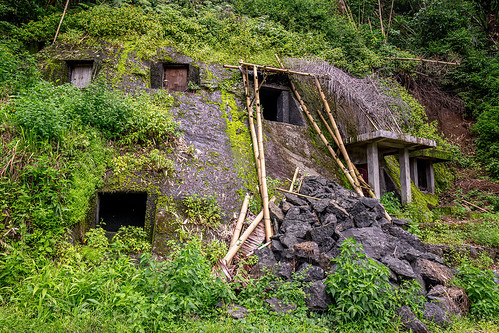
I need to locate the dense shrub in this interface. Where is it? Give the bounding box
[325,239,424,331]
[473,106,499,178]
[455,263,499,319]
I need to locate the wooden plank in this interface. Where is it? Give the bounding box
[71,64,92,88]
[164,66,188,91]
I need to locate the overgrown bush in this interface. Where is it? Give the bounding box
[325,238,424,331]
[454,263,499,319]
[183,194,222,228]
[112,226,151,253]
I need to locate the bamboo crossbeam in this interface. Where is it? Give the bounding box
[252,64,273,243]
[230,194,251,248]
[227,62,315,77]
[274,55,364,197]
[276,187,319,200]
[385,57,460,66]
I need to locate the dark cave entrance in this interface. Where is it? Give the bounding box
[97,192,147,232]
[259,86,305,126]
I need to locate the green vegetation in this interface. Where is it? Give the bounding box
[183,194,222,228]
[325,239,424,332]
[1,0,498,332]
[454,262,499,319]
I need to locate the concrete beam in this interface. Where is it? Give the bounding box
[426,161,435,194]
[399,148,411,205]
[367,142,381,199]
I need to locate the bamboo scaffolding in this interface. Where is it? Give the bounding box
[229,194,250,248]
[240,65,263,187]
[274,56,364,197]
[313,76,361,191]
[53,0,69,44]
[252,64,273,243]
[222,198,275,265]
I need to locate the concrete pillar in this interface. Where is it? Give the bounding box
[410,158,419,188]
[278,91,290,123]
[399,148,411,205]
[426,161,435,194]
[367,142,381,199]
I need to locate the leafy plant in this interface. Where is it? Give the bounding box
[111,226,151,254]
[454,263,499,319]
[380,191,402,215]
[325,238,424,331]
[183,194,222,228]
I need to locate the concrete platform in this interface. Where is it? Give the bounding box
[345,130,436,154]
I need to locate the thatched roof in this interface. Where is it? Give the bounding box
[284,58,411,139]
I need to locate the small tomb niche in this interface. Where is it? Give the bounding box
[97,192,147,232]
[68,60,93,88]
[163,64,189,91]
[416,159,429,192]
[259,86,305,126]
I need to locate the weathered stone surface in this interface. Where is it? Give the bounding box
[427,285,469,316]
[285,193,307,206]
[276,261,294,280]
[296,263,325,282]
[414,259,453,287]
[227,304,248,319]
[381,255,416,279]
[312,199,330,213]
[265,297,297,314]
[341,227,397,259]
[308,223,336,245]
[251,247,277,277]
[280,234,301,249]
[353,210,377,228]
[395,306,430,333]
[269,201,285,226]
[304,280,331,311]
[392,218,410,226]
[423,302,451,327]
[294,241,320,263]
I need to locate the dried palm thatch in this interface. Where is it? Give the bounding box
[284,58,409,139]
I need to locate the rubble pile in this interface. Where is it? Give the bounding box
[251,176,469,331]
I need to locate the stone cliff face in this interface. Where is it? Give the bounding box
[40,42,341,250]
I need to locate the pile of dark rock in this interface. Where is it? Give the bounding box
[251,176,469,332]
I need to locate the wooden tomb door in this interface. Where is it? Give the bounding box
[163,66,188,91]
[70,64,93,88]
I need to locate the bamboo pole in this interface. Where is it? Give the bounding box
[288,167,300,192]
[252,64,273,243]
[317,110,340,148]
[276,187,320,200]
[385,57,460,66]
[313,76,361,190]
[240,65,263,187]
[53,0,70,44]
[274,55,364,197]
[223,198,275,265]
[225,63,315,77]
[229,194,250,248]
